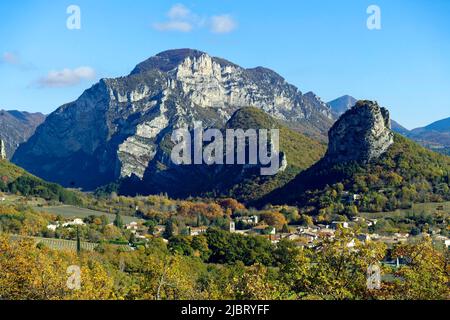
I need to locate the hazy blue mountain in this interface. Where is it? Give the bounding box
[391,120,410,136]
[327,95,358,116]
[408,117,450,155]
[0,110,45,159]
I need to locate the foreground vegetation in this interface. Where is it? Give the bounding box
[1,229,448,300]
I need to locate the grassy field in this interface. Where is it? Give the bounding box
[34,205,141,224]
[9,234,133,252]
[360,201,450,219]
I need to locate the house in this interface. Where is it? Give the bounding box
[62,218,85,227]
[297,225,320,234]
[47,224,59,231]
[189,226,208,236]
[302,231,319,243]
[317,224,330,230]
[331,221,349,229]
[367,219,378,227]
[126,222,139,231]
[236,215,259,225]
[318,228,335,238]
[433,235,450,248]
[283,233,301,241]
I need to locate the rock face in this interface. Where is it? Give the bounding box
[12,49,333,190]
[0,139,6,160]
[325,100,394,164]
[0,110,46,159]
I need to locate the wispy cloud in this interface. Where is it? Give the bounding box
[154,21,193,32]
[2,52,20,65]
[1,51,35,70]
[211,15,237,34]
[35,66,96,88]
[153,4,237,34]
[167,3,191,20]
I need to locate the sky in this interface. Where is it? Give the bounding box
[0,0,449,129]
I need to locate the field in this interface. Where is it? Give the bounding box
[0,194,47,206]
[360,201,450,219]
[34,205,141,224]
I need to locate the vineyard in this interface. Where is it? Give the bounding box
[9,235,132,252]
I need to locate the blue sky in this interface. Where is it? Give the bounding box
[0,0,449,129]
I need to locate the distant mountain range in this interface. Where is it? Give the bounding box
[4,51,449,205]
[0,110,45,159]
[327,95,450,156]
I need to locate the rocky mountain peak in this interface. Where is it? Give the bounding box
[325,100,394,164]
[13,49,334,190]
[130,49,237,75]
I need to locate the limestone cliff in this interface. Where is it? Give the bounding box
[325,100,394,164]
[12,49,333,190]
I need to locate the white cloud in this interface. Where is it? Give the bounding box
[153,4,237,34]
[210,15,237,34]
[153,21,193,32]
[167,4,191,19]
[2,52,20,65]
[36,66,96,88]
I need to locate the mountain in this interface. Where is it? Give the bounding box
[390,120,410,136]
[324,100,394,164]
[261,101,450,212]
[0,110,45,159]
[0,159,80,204]
[408,117,450,155]
[327,95,450,156]
[420,117,450,132]
[13,49,333,191]
[327,95,357,116]
[100,107,327,203]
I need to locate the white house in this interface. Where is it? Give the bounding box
[62,218,85,227]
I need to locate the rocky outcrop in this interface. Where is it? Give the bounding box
[0,110,45,159]
[325,100,394,164]
[12,49,333,190]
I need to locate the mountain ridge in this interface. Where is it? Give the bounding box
[13,49,333,191]
[0,109,46,159]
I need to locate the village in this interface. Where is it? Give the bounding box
[89,212,450,251]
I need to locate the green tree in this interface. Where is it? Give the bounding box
[163,219,175,239]
[114,212,123,229]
